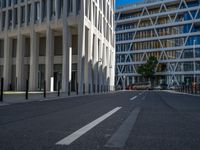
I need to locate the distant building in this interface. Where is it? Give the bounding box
[0,0,115,93]
[115,0,200,88]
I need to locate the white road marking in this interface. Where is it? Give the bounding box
[130,96,137,101]
[105,107,141,148]
[56,107,122,146]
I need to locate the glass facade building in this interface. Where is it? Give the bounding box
[115,0,200,88]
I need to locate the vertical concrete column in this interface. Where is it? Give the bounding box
[93,35,98,92]
[39,0,43,24]
[63,0,67,17]
[0,9,2,31]
[47,0,50,23]
[29,30,39,91]
[132,77,135,84]
[77,0,85,94]
[98,40,103,88]
[5,9,8,31]
[110,50,115,90]
[55,0,59,20]
[106,47,110,87]
[84,28,92,93]
[83,1,94,93]
[84,28,89,93]
[78,23,85,94]
[45,27,54,91]
[16,33,25,91]
[25,1,28,26]
[127,77,130,87]
[73,0,76,15]
[102,44,106,87]
[62,24,72,93]
[30,0,35,25]
[3,35,11,90]
[105,47,109,87]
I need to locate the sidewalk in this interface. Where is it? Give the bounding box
[0,91,66,106]
[164,90,200,97]
[0,90,118,106]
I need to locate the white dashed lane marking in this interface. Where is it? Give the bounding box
[56,107,122,146]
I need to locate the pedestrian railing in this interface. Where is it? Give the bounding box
[175,84,200,95]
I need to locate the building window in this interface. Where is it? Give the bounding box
[35,2,40,23]
[67,0,73,15]
[0,39,4,58]
[21,6,25,25]
[27,4,31,24]
[8,0,12,6]
[76,0,80,15]
[42,0,47,21]
[13,0,17,5]
[50,0,56,18]
[2,11,6,30]
[0,0,6,8]
[14,8,18,27]
[8,10,12,28]
[58,0,63,18]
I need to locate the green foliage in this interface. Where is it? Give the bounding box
[137,56,158,78]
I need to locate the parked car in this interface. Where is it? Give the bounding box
[131,82,152,90]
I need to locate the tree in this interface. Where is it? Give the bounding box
[137,56,158,85]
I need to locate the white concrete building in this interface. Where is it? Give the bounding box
[0,0,115,94]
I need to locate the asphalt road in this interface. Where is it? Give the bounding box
[0,91,200,150]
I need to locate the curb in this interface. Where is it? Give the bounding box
[0,91,119,107]
[164,90,200,97]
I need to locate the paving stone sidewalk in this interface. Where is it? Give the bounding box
[0,90,117,106]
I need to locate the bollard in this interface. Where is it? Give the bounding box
[93,84,95,93]
[83,83,85,95]
[76,82,78,95]
[25,79,29,100]
[15,77,17,91]
[191,85,193,94]
[68,82,71,96]
[184,85,186,93]
[0,78,4,102]
[43,80,46,98]
[195,84,197,94]
[199,84,200,95]
[57,81,60,97]
[97,85,99,93]
[89,84,91,94]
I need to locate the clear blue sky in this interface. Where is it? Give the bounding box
[116,0,144,7]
